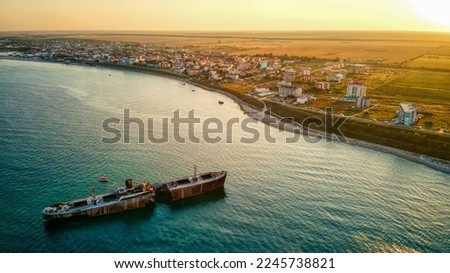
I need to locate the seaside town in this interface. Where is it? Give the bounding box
[0,38,423,129]
[2,0,450,262]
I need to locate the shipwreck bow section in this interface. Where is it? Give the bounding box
[153,170,227,201]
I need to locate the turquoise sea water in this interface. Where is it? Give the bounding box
[0,59,449,253]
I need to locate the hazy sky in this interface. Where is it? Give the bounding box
[1,0,449,32]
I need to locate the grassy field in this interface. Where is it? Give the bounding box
[219,82,253,94]
[429,46,450,56]
[265,100,450,161]
[357,104,398,121]
[19,31,449,63]
[406,47,450,70]
[227,40,439,63]
[372,70,450,104]
[366,70,450,130]
[406,56,450,70]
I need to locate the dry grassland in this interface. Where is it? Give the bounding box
[61,31,450,63]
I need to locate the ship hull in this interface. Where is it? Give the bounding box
[154,171,227,201]
[170,173,226,201]
[43,194,155,220]
[43,182,156,221]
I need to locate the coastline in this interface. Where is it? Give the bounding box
[3,57,449,174]
[346,138,450,174]
[254,104,450,174]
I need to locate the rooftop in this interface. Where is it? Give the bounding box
[348,81,365,86]
[399,102,416,113]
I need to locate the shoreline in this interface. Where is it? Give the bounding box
[255,105,450,174]
[3,57,449,174]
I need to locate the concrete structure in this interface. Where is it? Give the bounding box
[398,103,417,126]
[255,87,273,97]
[297,94,314,104]
[283,69,295,84]
[347,82,366,98]
[315,81,331,90]
[302,69,312,81]
[297,96,308,104]
[356,96,370,108]
[336,61,346,69]
[121,57,137,65]
[327,75,341,83]
[278,69,299,97]
[259,61,268,70]
[296,94,314,104]
[186,68,199,76]
[349,64,365,74]
[226,73,239,80]
[336,73,346,82]
[209,71,222,80]
[255,87,270,93]
[278,84,302,97]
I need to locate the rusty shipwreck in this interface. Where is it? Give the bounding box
[153,166,227,201]
[42,179,155,220]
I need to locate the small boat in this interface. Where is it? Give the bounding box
[98,176,109,182]
[192,89,196,92]
[42,179,155,220]
[153,166,227,201]
[218,101,224,104]
[182,83,186,85]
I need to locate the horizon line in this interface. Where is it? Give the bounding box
[2,29,450,35]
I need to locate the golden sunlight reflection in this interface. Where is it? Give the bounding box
[356,234,421,253]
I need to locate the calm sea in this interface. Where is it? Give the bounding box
[0,59,448,253]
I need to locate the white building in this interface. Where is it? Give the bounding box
[283,69,295,84]
[121,57,137,65]
[226,73,239,80]
[297,95,309,104]
[303,69,312,81]
[297,96,308,104]
[255,87,273,97]
[279,84,302,97]
[336,73,346,82]
[255,87,270,93]
[259,61,268,70]
[336,61,346,69]
[356,96,370,108]
[210,71,222,80]
[349,64,365,74]
[347,82,366,98]
[398,103,417,126]
[327,75,340,83]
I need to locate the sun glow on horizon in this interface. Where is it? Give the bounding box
[409,0,450,27]
[0,0,449,32]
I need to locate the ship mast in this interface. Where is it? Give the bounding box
[92,185,96,198]
[194,165,197,178]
